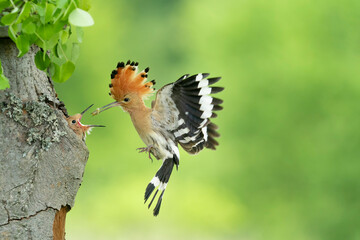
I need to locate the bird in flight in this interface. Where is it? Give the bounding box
[93,60,223,216]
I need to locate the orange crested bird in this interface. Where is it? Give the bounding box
[66,104,105,140]
[92,60,223,216]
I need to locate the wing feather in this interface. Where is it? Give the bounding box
[152,73,223,154]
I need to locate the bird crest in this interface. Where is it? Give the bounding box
[109,60,155,101]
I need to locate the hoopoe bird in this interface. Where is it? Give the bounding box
[66,104,105,140]
[92,60,223,216]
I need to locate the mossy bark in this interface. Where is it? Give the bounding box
[0,35,88,239]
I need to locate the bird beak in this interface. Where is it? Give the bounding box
[91,101,120,116]
[87,125,106,128]
[80,104,95,120]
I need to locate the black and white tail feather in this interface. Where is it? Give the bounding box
[144,73,223,216]
[144,155,178,216]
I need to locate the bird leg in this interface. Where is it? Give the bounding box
[137,145,154,161]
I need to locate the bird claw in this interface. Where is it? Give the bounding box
[137,146,154,162]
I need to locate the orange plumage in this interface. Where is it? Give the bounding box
[110,61,154,102]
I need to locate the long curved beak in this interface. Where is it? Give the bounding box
[87,125,106,128]
[91,101,120,116]
[81,104,94,116]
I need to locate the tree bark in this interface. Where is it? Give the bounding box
[0,33,89,239]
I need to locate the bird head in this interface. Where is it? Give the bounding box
[92,60,155,115]
[67,104,105,139]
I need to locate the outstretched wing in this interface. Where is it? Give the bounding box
[152,73,224,154]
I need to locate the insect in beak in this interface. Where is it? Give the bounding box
[91,101,120,116]
[80,104,105,127]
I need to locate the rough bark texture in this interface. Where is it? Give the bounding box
[0,35,89,239]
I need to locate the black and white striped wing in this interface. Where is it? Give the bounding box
[153,73,223,154]
[172,73,223,153]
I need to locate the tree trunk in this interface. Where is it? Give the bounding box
[0,31,89,239]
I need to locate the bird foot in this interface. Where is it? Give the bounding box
[137,145,154,162]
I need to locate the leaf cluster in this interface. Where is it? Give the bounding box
[0,0,94,89]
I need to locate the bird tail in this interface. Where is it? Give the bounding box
[144,155,178,216]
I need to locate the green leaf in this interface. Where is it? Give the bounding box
[71,43,80,62]
[52,61,75,83]
[0,1,11,13]
[8,25,17,42]
[52,7,62,21]
[0,1,88,86]
[49,50,65,65]
[22,19,36,34]
[0,60,10,89]
[60,43,67,53]
[26,33,38,46]
[37,22,64,41]
[45,33,59,50]
[10,6,19,13]
[45,3,56,23]
[15,34,30,57]
[69,8,94,27]
[53,43,60,58]
[35,50,51,71]
[75,27,83,43]
[61,1,76,21]
[60,61,75,82]
[50,63,60,81]
[79,0,91,11]
[36,3,46,16]
[57,43,66,60]
[1,12,18,25]
[0,73,10,89]
[36,2,46,24]
[60,28,69,44]
[16,1,32,24]
[56,0,68,9]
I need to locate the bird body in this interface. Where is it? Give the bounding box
[93,61,223,216]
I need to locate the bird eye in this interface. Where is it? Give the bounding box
[124,97,130,102]
[72,120,76,124]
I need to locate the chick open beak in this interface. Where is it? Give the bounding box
[87,124,106,128]
[91,101,120,116]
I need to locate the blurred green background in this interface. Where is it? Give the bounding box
[54,0,360,239]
